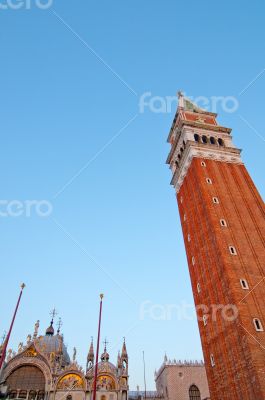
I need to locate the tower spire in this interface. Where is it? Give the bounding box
[86,337,94,372]
[121,337,128,357]
[120,337,128,375]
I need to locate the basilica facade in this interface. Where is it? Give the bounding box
[0,318,129,400]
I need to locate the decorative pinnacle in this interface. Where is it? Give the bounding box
[177,90,183,98]
[57,318,63,334]
[100,293,104,300]
[21,283,26,290]
[50,308,58,322]
[103,338,109,351]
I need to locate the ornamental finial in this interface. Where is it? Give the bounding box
[177,90,183,98]
[103,338,109,352]
[177,90,184,108]
[73,347,77,362]
[57,317,63,334]
[33,320,40,339]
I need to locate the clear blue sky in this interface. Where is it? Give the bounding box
[1,0,264,391]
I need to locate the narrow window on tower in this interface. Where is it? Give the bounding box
[184,214,186,221]
[197,283,201,293]
[188,234,191,242]
[253,318,264,332]
[206,178,212,184]
[203,315,207,326]
[192,256,195,265]
[213,197,219,204]
[210,354,215,367]
[240,279,249,290]
[180,196,183,204]
[229,246,237,255]
[201,161,206,167]
[194,134,200,142]
[220,219,227,227]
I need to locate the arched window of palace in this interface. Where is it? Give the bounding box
[189,384,201,400]
[6,366,45,399]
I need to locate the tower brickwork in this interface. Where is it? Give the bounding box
[167,93,265,400]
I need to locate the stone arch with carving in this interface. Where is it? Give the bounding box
[2,357,53,392]
[56,371,86,391]
[95,373,118,391]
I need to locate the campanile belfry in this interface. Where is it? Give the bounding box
[167,92,265,400]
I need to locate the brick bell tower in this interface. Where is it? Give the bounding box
[166,92,265,400]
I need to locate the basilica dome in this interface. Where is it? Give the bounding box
[33,320,70,366]
[36,335,70,364]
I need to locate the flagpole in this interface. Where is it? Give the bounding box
[0,283,26,370]
[92,294,104,400]
[143,351,147,400]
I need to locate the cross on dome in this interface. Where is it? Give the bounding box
[103,338,109,351]
[50,308,58,321]
[57,318,63,334]
[101,338,110,362]
[46,308,58,336]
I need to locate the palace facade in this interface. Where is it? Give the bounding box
[155,356,210,400]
